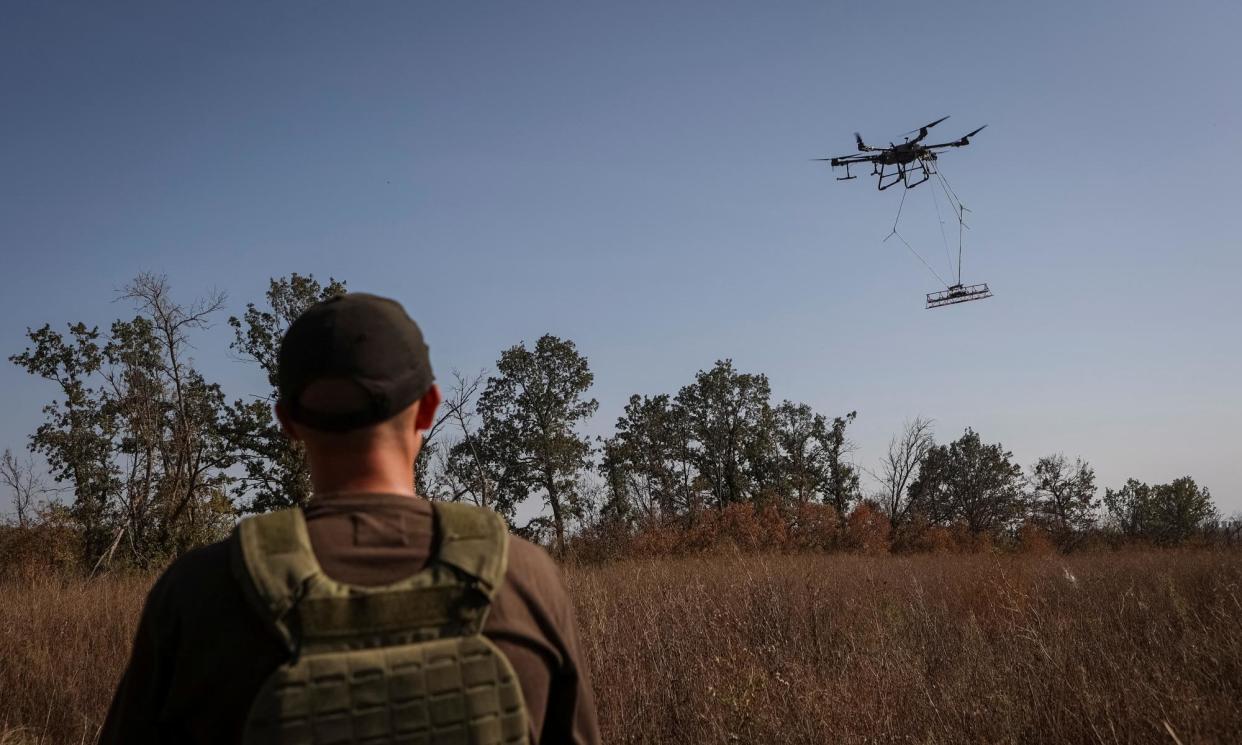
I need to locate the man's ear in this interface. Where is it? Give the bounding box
[414,384,442,432]
[274,401,303,442]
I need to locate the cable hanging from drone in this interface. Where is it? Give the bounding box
[882,163,992,309]
[818,117,991,308]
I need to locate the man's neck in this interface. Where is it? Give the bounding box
[306,452,417,498]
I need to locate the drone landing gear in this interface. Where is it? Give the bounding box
[876,159,936,191]
[834,162,857,181]
[926,283,992,309]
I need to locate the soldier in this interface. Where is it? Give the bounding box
[100,293,599,744]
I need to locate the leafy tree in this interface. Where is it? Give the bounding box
[9,323,114,562]
[768,402,860,518]
[674,360,772,510]
[474,335,598,553]
[1103,478,1151,538]
[908,428,1023,536]
[770,401,828,506]
[224,273,346,511]
[10,274,232,567]
[1147,477,1216,544]
[907,444,954,527]
[600,394,696,522]
[599,370,855,525]
[1105,476,1216,545]
[819,410,860,520]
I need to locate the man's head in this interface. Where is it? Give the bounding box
[274,293,442,492]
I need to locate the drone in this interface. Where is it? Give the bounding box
[817,116,986,191]
[819,115,994,308]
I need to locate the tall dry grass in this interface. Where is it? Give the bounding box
[564,551,1242,744]
[1,551,1239,743]
[0,572,149,744]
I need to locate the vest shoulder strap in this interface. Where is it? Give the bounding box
[232,508,318,638]
[433,501,510,598]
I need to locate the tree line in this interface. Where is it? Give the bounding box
[1,273,1227,571]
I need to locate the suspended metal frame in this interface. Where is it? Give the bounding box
[926,283,993,309]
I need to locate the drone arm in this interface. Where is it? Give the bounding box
[820,154,880,165]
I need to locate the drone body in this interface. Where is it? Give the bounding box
[817,116,986,190]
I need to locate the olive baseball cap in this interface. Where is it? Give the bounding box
[277,293,434,432]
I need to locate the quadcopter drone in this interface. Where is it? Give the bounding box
[817,116,986,191]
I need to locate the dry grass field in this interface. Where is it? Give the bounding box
[2,550,1240,744]
[567,551,1242,744]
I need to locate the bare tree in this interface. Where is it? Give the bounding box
[1,449,45,528]
[1028,453,1098,550]
[869,417,935,532]
[117,273,231,555]
[415,369,490,507]
[443,370,489,506]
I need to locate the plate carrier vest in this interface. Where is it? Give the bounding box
[230,501,530,745]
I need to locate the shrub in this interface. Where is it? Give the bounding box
[1015,521,1057,555]
[786,503,840,552]
[0,512,82,583]
[843,503,891,554]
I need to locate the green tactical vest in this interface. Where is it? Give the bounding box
[229,501,530,745]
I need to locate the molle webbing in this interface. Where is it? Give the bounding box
[243,635,528,745]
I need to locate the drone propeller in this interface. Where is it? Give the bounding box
[951,124,988,146]
[903,116,950,137]
[854,132,867,151]
[923,124,989,150]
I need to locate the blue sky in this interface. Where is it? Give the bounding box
[2,1,1239,517]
